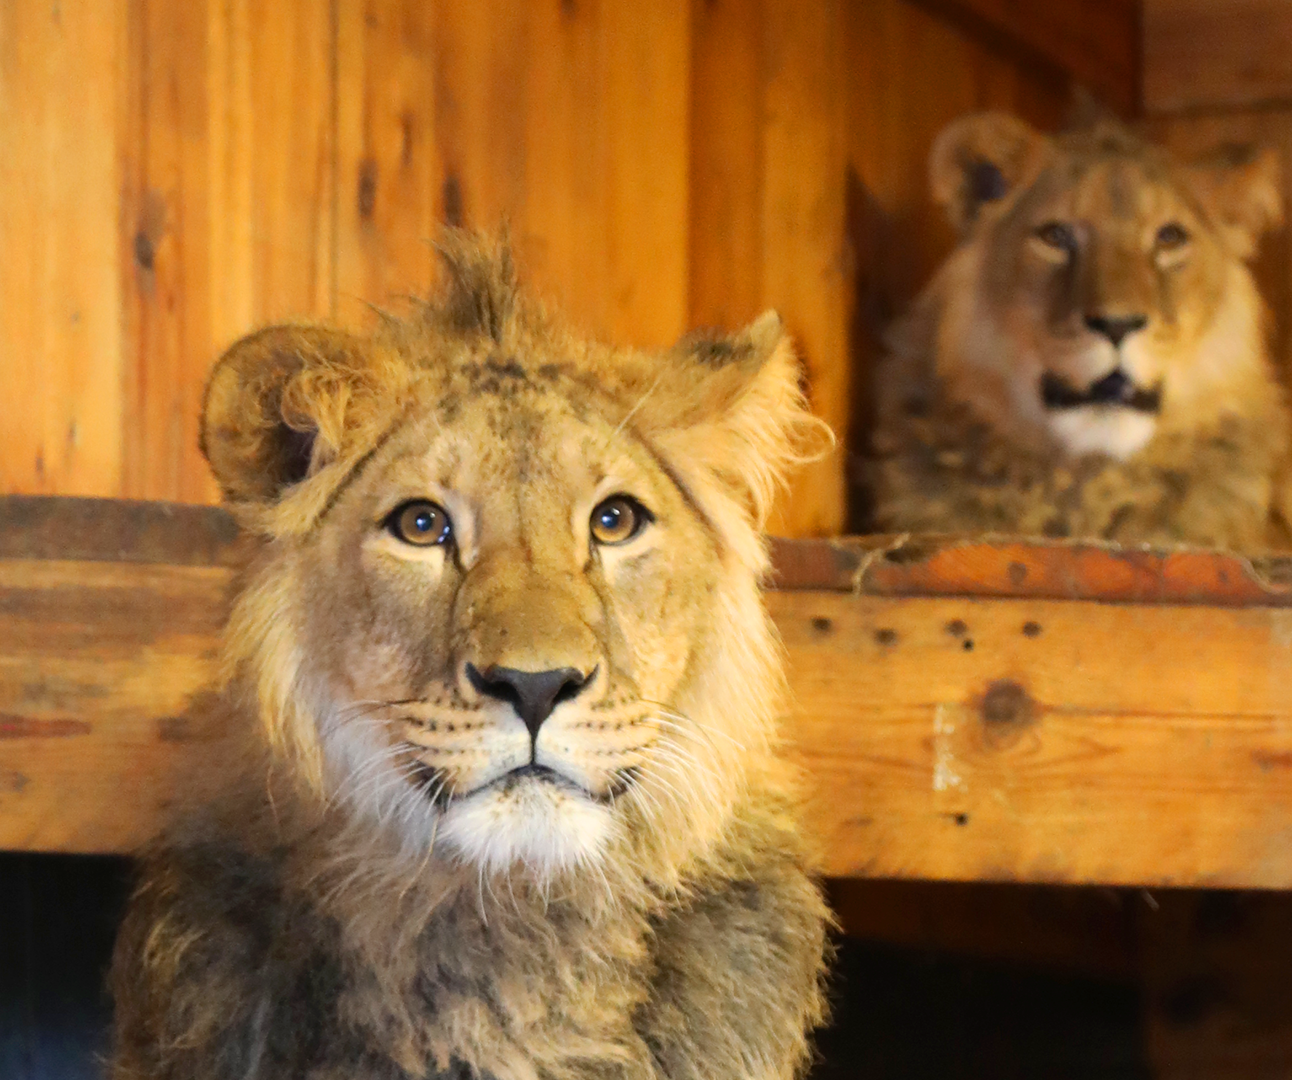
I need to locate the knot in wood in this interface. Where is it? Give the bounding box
[980,679,1034,728]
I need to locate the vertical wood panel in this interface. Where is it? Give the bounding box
[598,1,690,346]
[206,0,335,347]
[1,0,1116,538]
[0,0,126,497]
[120,0,336,502]
[432,0,690,348]
[431,0,528,239]
[121,0,214,503]
[688,0,764,332]
[762,0,849,536]
[515,2,606,332]
[334,0,438,325]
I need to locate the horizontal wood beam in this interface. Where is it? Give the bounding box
[1145,0,1292,114]
[6,497,1292,888]
[917,0,1141,115]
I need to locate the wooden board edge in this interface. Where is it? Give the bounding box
[0,495,243,567]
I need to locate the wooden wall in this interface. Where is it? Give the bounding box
[0,0,1080,535]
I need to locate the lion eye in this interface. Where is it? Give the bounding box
[1155,221,1190,250]
[590,496,651,546]
[1035,221,1078,253]
[388,500,453,547]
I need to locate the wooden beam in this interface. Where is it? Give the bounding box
[9,497,1292,889]
[1145,0,1292,114]
[918,0,1141,116]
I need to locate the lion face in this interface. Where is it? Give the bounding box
[305,388,728,875]
[924,114,1281,460]
[201,237,811,881]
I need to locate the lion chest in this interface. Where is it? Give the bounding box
[331,894,656,1080]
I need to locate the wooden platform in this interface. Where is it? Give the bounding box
[5,495,1292,889]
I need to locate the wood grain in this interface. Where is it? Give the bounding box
[778,590,1292,887]
[0,0,1143,533]
[0,558,230,852]
[0,0,126,497]
[688,0,764,333]
[7,497,1292,888]
[207,0,335,339]
[122,0,215,504]
[334,0,438,327]
[1145,0,1292,114]
[761,0,850,537]
[432,0,692,349]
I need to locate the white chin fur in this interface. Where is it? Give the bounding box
[1047,407,1156,460]
[439,778,614,878]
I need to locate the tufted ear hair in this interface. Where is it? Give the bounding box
[201,325,371,505]
[643,311,825,563]
[930,111,1049,233]
[1183,144,1283,260]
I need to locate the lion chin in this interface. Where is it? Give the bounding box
[1047,407,1157,461]
[438,771,617,877]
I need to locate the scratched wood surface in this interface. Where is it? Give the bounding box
[0,0,1132,536]
[5,495,1292,891]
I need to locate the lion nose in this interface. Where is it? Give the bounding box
[1084,313,1147,348]
[465,663,594,739]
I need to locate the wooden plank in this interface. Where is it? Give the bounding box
[0,0,126,497]
[0,495,241,566]
[0,558,231,853]
[1145,0,1292,114]
[929,0,1139,115]
[597,0,691,347]
[121,0,336,504]
[8,498,1292,885]
[762,0,849,537]
[121,0,216,504]
[688,0,764,333]
[206,0,335,347]
[334,0,438,326]
[779,590,1292,887]
[771,534,1292,605]
[433,0,691,349]
[689,0,850,536]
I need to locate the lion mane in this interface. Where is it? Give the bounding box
[109,234,830,1080]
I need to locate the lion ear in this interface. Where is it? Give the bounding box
[930,111,1049,233]
[649,311,822,545]
[1184,144,1283,260]
[201,325,367,504]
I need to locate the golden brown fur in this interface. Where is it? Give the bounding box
[870,113,1291,549]
[110,234,830,1080]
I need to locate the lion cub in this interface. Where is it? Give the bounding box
[110,235,829,1079]
[870,113,1291,549]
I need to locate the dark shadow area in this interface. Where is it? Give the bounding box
[0,857,1155,1079]
[811,936,1150,1080]
[0,853,133,1080]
